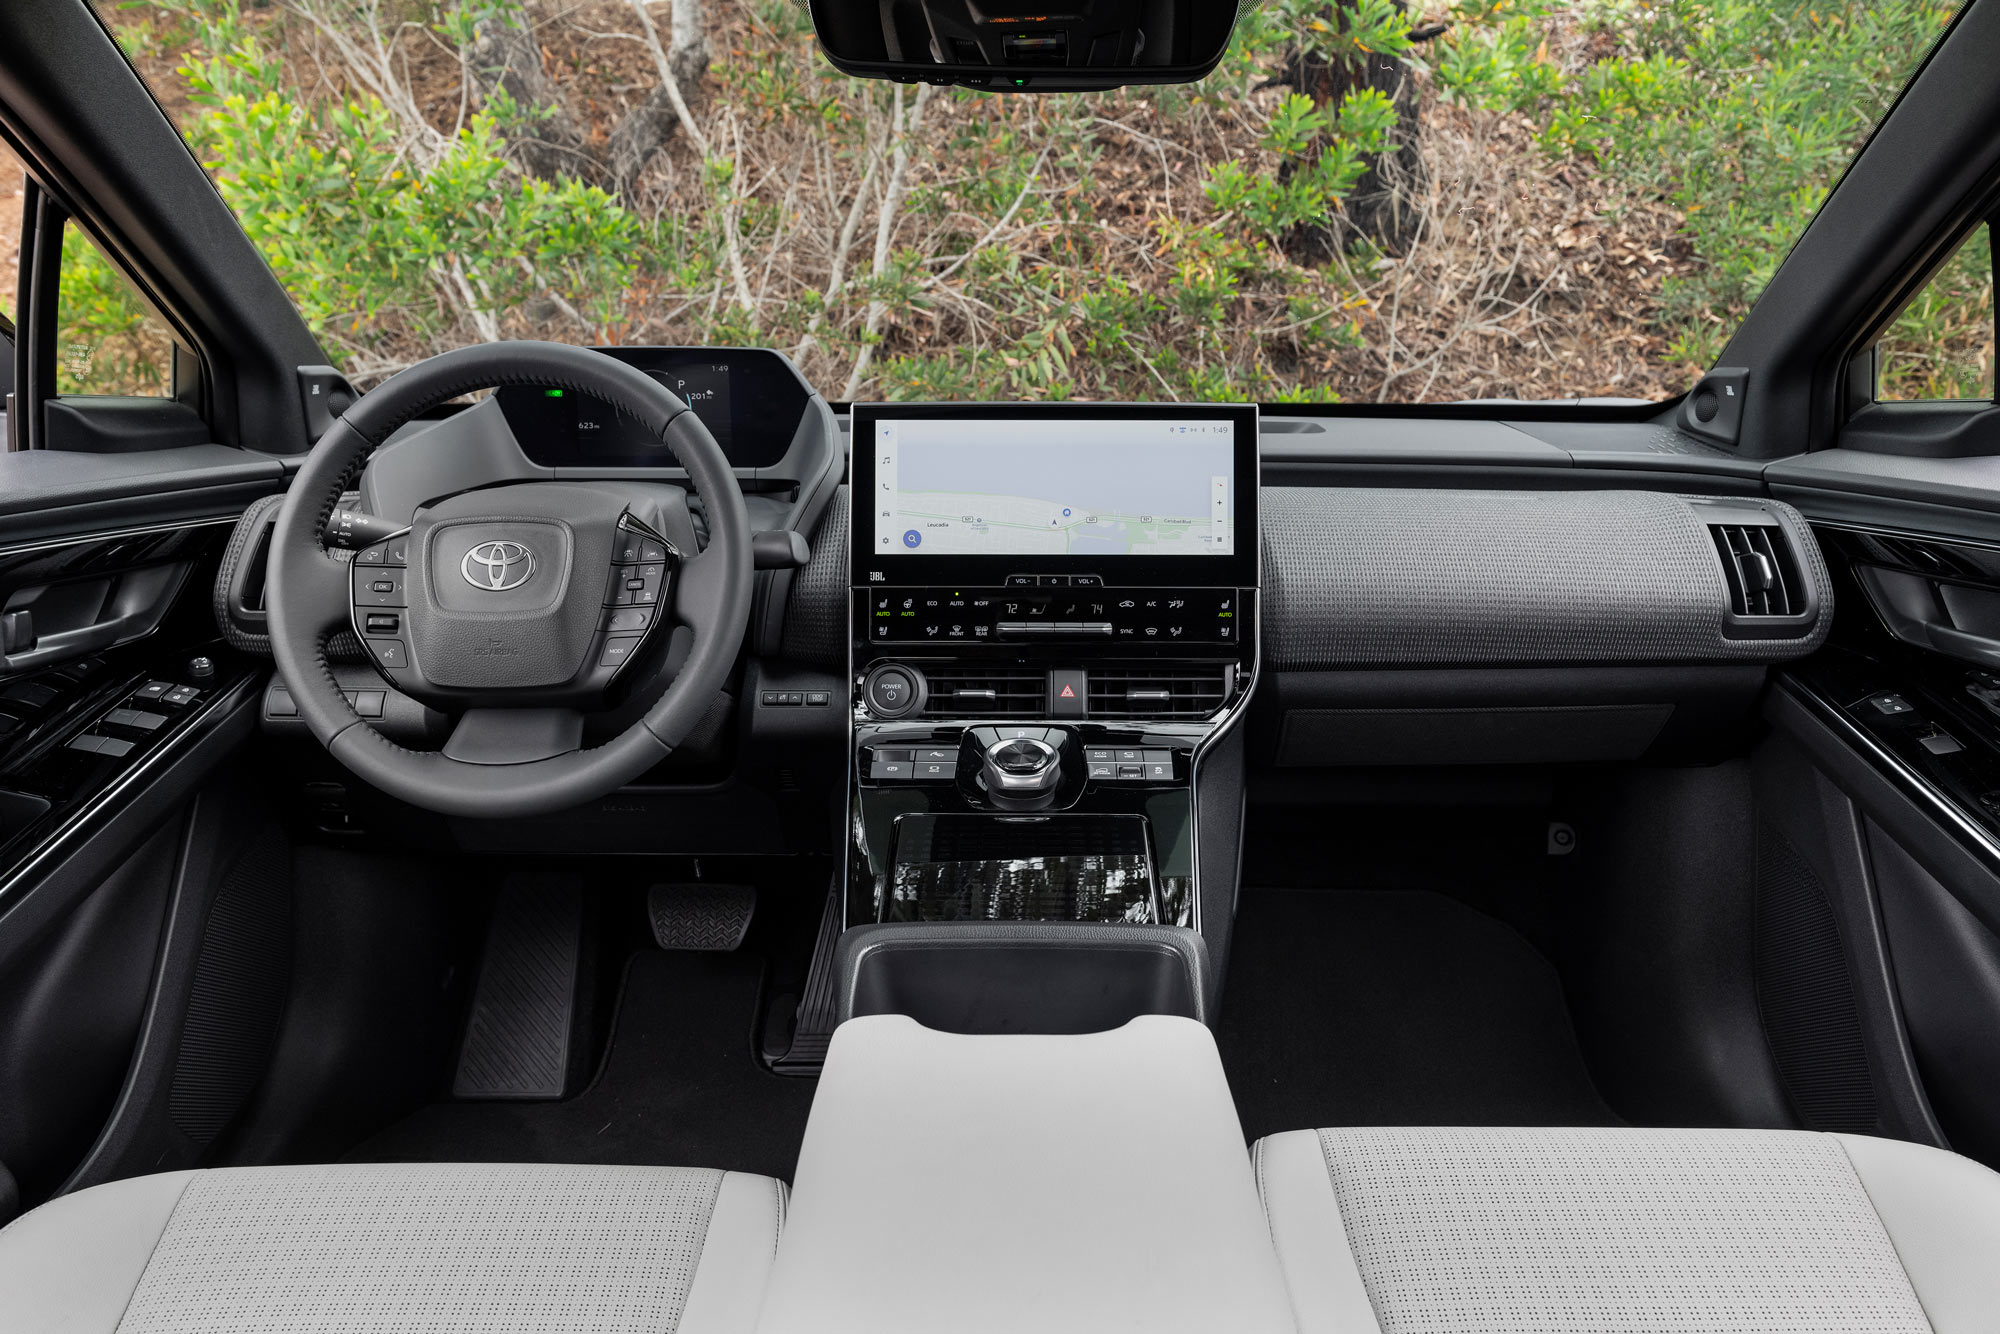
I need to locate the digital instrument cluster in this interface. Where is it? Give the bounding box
[497,346,813,470]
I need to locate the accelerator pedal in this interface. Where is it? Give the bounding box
[452,872,582,1101]
[648,881,756,952]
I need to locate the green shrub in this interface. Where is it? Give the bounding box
[1431,0,1960,364]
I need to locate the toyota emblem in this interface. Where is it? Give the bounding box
[461,540,536,591]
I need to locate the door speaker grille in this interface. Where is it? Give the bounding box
[1753,819,1877,1133]
[168,826,292,1147]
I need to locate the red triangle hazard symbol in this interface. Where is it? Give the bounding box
[1059,684,1076,698]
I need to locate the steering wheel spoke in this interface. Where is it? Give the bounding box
[668,544,736,639]
[442,708,586,765]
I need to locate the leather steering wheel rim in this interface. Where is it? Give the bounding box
[266,341,753,820]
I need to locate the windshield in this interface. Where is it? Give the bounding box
[80,0,1960,403]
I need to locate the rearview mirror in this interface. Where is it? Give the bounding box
[809,0,1244,92]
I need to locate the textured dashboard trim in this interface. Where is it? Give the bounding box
[1261,487,1831,669]
[783,484,849,668]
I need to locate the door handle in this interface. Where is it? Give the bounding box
[0,564,191,676]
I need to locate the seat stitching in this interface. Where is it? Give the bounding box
[1830,1135,1943,1334]
[109,1173,201,1334]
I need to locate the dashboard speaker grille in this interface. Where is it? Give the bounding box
[1089,666,1231,719]
[1712,524,1803,617]
[921,668,1045,717]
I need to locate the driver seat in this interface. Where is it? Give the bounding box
[0,1161,783,1333]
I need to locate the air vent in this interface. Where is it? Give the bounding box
[1089,667,1231,719]
[921,668,1045,718]
[1711,524,1804,617]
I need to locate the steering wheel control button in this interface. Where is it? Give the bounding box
[604,608,654,633]
[355,570,407,607]
[607,563,667,606]
[599,636,645,668]
[364,613,401,635]
[863,664,923,719]
[368,639,410,670]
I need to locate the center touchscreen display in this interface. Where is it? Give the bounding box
[868,416,1235,558]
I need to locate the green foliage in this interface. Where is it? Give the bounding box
[1430,0,1959,364]
[64,0,1968,404]
[55,226,171,395]
[1879,224,1995,401]
[134,1,652,368]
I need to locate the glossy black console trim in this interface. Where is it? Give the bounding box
[1774,672,2000,882]
[0,670,259,969]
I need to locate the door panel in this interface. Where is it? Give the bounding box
[1774,513,2000,1169]
[0,503,272,1214]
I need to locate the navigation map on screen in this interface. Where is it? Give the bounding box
[870,418,1234,557]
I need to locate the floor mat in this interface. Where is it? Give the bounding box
[346,949,817,1181]
[1217,889,1619,1141]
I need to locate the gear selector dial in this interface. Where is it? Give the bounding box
[981,735,1061,796]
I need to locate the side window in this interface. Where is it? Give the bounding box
[54,222,174,398]
[2,143,19,333]
[1877,222,1996,402]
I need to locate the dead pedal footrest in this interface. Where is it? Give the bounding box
[452,872,582,1101]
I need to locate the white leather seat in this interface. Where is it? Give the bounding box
[1256,1125,2000,1334]
[0,1161,784,1333]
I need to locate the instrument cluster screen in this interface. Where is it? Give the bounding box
[498,346,811,470]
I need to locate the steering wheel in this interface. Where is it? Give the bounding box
[265,342,753,820]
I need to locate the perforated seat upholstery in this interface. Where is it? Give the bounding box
[0,1161,784,1333]
[1256,1126,2000,1334]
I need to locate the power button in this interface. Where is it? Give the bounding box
[863,664,925,719]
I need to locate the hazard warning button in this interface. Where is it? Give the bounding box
[1048,668,1087,717]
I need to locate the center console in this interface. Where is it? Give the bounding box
[843,403,1258,942]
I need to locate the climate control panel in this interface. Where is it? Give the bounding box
[864,585,1242,645]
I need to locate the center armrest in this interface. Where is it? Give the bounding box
[755,1014,1294,1334]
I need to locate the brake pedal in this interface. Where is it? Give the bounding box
[452,873,582,1100]
[648,882,755,951]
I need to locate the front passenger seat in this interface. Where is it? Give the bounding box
[1257,1126,2000,1333]
[0,1161,782,1333]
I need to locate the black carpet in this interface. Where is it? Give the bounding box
[1217,888,1619,1141]
[345,949,817,1181]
